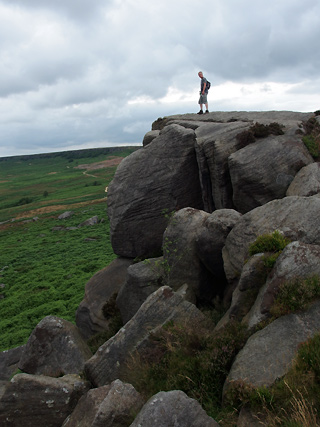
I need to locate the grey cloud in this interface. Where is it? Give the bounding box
[0,0,320,157]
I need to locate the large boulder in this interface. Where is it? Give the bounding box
[76,258,133,339]
[107,124,204,258]
[245,241,320,329]
[222,196,320,286]
[286,162,320,197]
[85,286,208,387]
[0,345,25,381]
[229,134,313,213]
[162,207,215,303]
[155,111,313,212]
[19,316,92,377]
[62,379,143,427]
[116,257,164,324]
[130,390,220,427]
[223,300,320,394]
[0,373,89,427]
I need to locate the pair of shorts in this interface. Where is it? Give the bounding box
[198,93,207,104]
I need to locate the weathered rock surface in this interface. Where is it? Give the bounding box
[216,253,266,329]
[116,257,164,324]
[62,379,143,427]
[76,258,133,339]
[85,286,208,387]
[163,207,214,303]
[108,111,314,260]
[195,121,249,212]
[286,162,320,196]
[245,241,320,329]
[0,373,90,427]
[224,300,320,393]
[196,208,242,302]
[229,135,313,213]
[107,124,204,258]
[19,316,92,377]
[0,345,25,381]
[223,196,320,285]
[142,130,160,147]
[130,390,220,427]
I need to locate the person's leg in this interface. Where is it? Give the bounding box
[198,95,204,114]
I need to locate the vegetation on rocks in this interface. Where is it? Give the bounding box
[236,121,285,149]
[301,116,320,159]
[124,318,249,422]
[248,230,291,270]
[271,275,320,318]
[231,332,320,426]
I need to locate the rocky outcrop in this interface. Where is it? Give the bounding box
[3,111,320,426]
[85,286,208,387]
[0,373,90,427]
[130,390,220,427]
[19,316,92,377]
[108,111,314,259]
[107,124,204,258]
[76,258,133,338]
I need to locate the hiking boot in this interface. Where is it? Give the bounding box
[205,110,209,114]
[197,110,203,115]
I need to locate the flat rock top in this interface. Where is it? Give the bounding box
[153,111,314,129]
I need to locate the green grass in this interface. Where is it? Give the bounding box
[0,147,138,351]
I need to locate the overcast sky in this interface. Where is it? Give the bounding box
[0,0,319,157]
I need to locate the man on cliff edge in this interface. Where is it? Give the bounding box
[197,71,209,114]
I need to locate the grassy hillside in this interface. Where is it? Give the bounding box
[0,147,139,351]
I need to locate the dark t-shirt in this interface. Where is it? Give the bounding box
[200,77,208,93]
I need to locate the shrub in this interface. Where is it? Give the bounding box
[248,230,291,257]
[302,135,319,158]
[301,117,320,159]
[17,197,33,206]
[236,122,284,149]
[247,231,291,275]
[270,275,320,318]
[124,319,249,418]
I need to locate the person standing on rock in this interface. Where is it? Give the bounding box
[197,71,209,114]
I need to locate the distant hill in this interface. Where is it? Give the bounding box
[0,146,141,162]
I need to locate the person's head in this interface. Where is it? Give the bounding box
[198,71,203,78]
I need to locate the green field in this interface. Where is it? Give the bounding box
[0,147,138,351]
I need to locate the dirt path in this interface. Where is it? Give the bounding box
[74,156,123,171]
